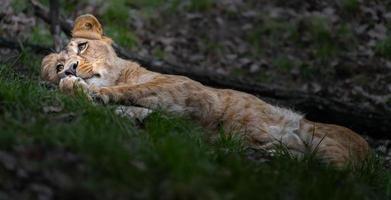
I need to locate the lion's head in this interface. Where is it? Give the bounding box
[63,14,125,87]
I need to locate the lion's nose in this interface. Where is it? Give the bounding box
[65,62,78,76]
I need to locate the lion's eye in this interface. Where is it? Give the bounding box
[77,42,87,53]
[56,64,64,73]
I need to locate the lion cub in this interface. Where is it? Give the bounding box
[46,14,369,167]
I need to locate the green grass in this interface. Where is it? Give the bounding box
[336,23,358,50]
[246,18,299,54]
[341,0,360,13]
[232,68,247,77]
[245,14,358,69]
[101,0,130,22]
[10,0,29,13]
[151,46,166,60]
[130,0,215,12]
[299,63,319,80]
[187,0,214,12]
[97,0,139,48]
[272,56,295,72]
[130,0,168,9]
[376,35,391,59]
[0,51,390,199]
[105,25,139,48]
[307,17,337,59]
[29,25,54,47]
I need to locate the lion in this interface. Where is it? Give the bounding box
[44,14,370,167]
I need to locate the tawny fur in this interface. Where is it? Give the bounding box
[41,14,370,167]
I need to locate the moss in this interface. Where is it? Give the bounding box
[101,0,130,23]
[29,25,54,47]
[376,35,391,59]
[10,0,28,12]
[232,68,247,77]
[272,56,295,72]
[130,0,166,8]
[387,98,391,106]
[105,25,138,49]
[246,18,299,54]
[299,63,318,80]
[307,17,337,59]
[255,72,273,83]
[152,47,166,60]
[187,0,214,12]
[341,0,360,13]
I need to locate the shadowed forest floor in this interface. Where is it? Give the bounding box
[0,0,391,199]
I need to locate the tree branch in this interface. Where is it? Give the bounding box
[49,0,63,51]
[30,0,72,37]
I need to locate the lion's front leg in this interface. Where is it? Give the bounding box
[88,83,168,109]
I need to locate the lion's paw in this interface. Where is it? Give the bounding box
[90,89,110,104]
[59,76,89,95]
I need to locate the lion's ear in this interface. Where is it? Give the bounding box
[72,14,103,39]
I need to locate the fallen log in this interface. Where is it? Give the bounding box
[0,37,51,54]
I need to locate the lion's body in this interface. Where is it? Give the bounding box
[41,14,369,167]
[93,58,369,167]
